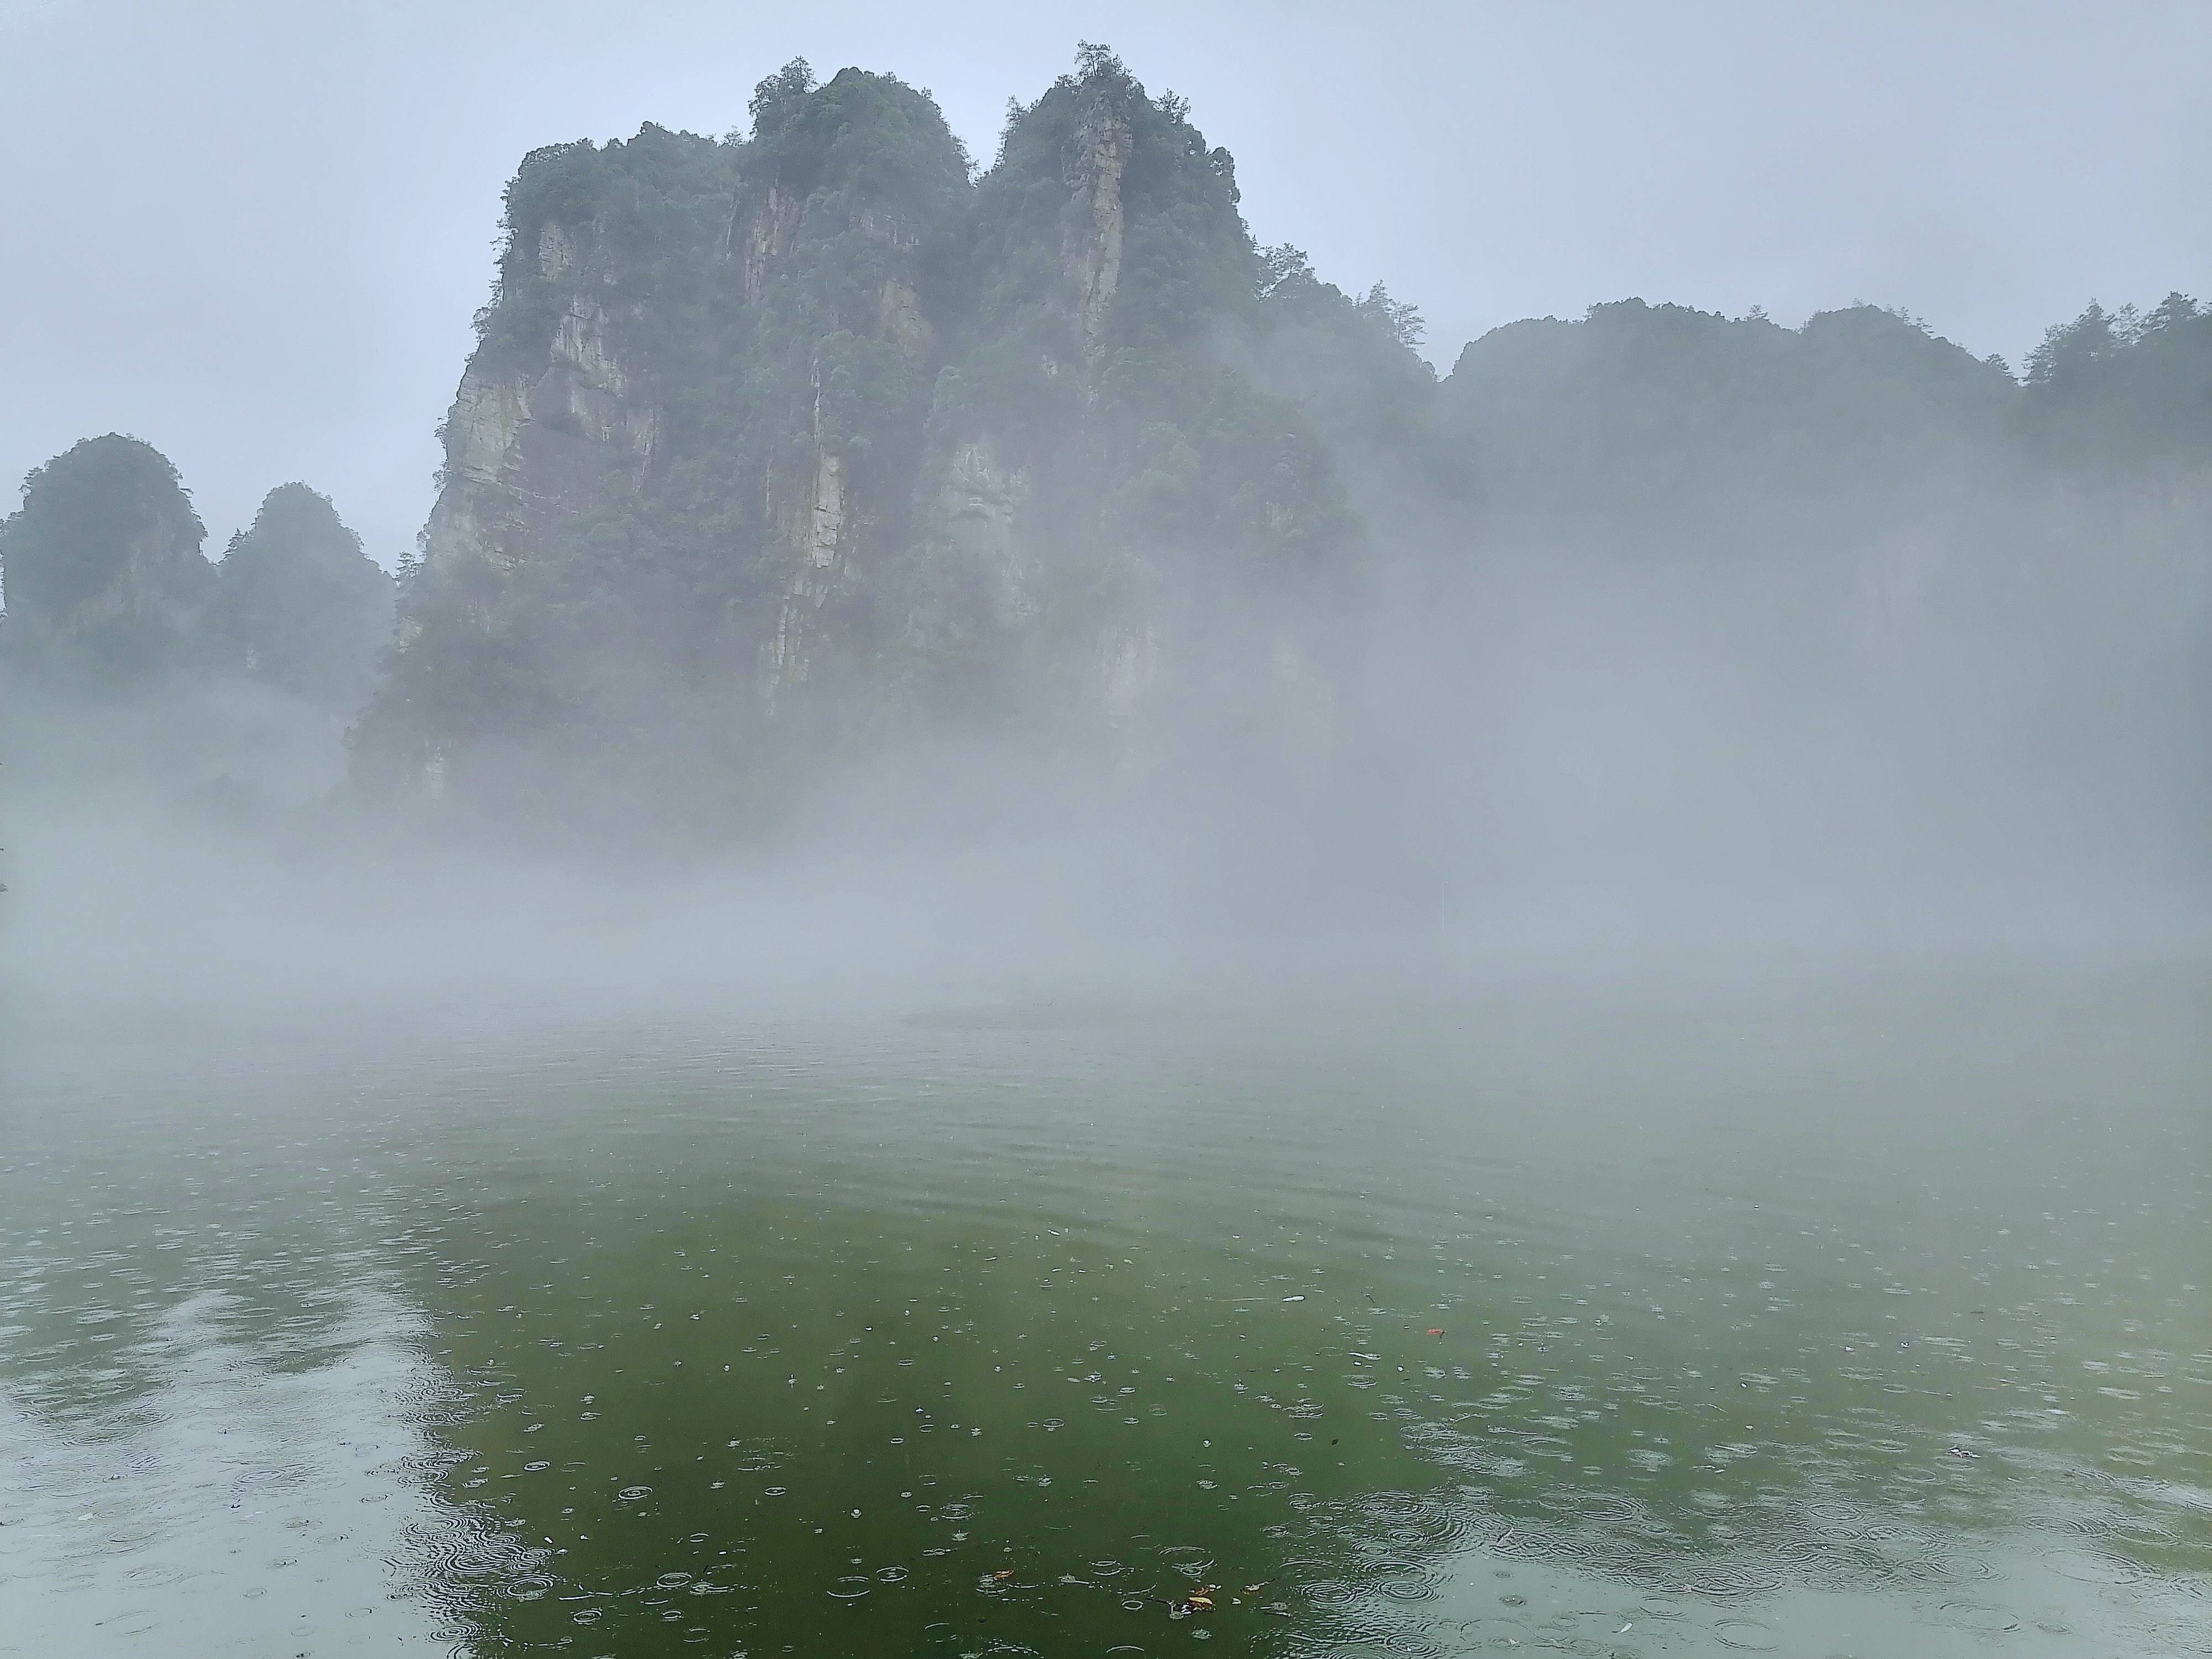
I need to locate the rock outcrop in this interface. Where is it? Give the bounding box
[1067,100,1130,359]
[355,48,1401,832]
[0,434,215,681]
[212,483,394,712]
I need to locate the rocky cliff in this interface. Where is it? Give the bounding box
[354,49,1422,841]
[346,45,2212,894]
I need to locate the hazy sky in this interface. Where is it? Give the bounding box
[2,0,2205,566]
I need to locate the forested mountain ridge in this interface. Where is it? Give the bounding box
[1443,294,2212,554]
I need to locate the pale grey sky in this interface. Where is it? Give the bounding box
[2,0,2205,566]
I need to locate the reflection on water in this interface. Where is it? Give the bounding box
[0,1285,488,1656]
[2,970,2208,1655]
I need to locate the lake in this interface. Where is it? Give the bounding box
[3,966,2207,1656]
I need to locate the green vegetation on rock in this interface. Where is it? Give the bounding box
[0,434,213,684]
[212,484,395,713]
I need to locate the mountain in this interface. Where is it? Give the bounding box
[212,483,395,714]
[0,448,394,833]
[0,435,215,684]
[1442,300,2018,558]
[0,444,393,707]
[8,45,2199,932]
[351,49,1437,848]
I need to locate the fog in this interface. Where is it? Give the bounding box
[6,33,2211,1655]
[1419,545,2209,960]
[1,18,2208,1028]
[6,432,2205,1021]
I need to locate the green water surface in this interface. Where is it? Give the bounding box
[3,970,2207,1656]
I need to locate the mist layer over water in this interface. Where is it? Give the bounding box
[4,971,2205,1656]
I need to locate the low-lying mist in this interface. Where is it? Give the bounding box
[3,53,2206,1027]
[6,494,2204,1031]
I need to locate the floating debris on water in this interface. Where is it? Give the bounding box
[1168,1583,1219,1618]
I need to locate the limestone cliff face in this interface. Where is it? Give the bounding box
[358,51,1373,828]
[739,184,799,304]
[924,439,1034,624]
[421,206,669,580]
[409,90,962,702]
[760,449,849,688]
[896,49,1347,738]
[1066,102,1130,360]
